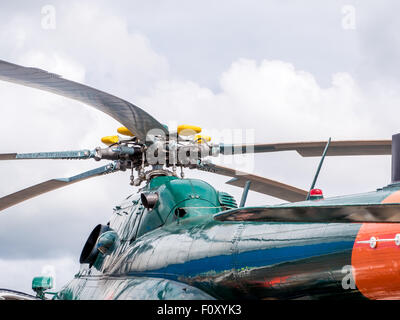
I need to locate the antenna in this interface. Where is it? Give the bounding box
[239,180,251,207]
[306,137,331,200]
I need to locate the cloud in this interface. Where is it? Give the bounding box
[356,0,400,82]
[141,58,386,140]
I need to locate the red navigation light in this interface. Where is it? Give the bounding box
[310,188,324,200]
[310,189,323,196]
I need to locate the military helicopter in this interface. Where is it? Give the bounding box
[0,59,399,300]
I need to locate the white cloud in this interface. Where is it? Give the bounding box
[141,58,387,141]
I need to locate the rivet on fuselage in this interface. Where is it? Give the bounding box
[370,237,377,249]
[395,234,400,246]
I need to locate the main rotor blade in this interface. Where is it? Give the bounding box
[0,150,94,160]
[195,162,308,202]
[214,203,400,223]
[220,140,392,157]
[0,163,118,211]
[0,60,168,143]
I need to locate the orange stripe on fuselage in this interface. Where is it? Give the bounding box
[351,190,400,299]
[381,190,400,204]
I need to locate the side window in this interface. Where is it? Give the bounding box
[135,208,164,239]
[108,208,130,236]
[125,203,145,242]
[109,198,138,239]
[109,196,148,243]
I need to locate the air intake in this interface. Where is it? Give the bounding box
[218,192,238,210]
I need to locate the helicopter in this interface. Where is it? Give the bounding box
[0,59,399,300]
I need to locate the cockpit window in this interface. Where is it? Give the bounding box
[109,197,144,241]
[135,207,164,239]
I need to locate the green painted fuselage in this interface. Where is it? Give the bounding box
[55,176,400,300]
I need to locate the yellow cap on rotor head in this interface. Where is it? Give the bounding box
[177,124,202,136]
[101,135,119,145]
[194,135,211,144]
[117,126,135,137]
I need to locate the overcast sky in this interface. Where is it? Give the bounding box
[1,1,400,294]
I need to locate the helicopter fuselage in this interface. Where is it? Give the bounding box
[55,176,400,300]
